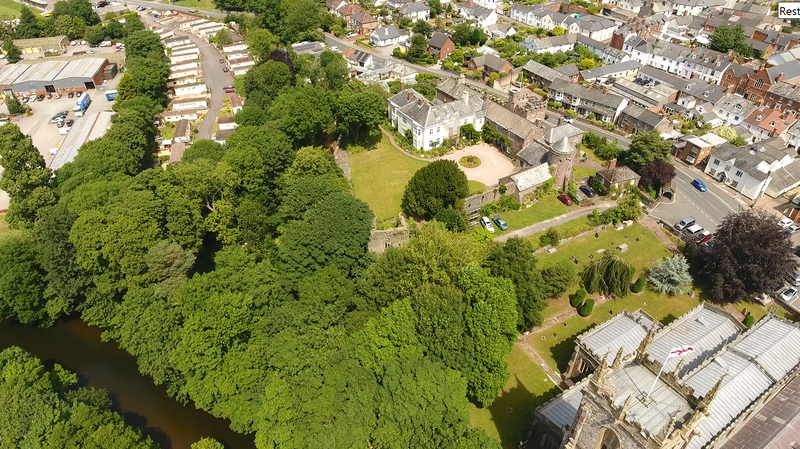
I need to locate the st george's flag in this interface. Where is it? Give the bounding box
[667,345,695,359]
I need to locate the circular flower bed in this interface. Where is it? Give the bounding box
[459,155,481,168]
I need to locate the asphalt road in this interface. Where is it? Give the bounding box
[543,115,744,231]
[142,11,233,140]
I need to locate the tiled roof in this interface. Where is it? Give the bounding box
[716,93,757,118]
[579,60,642,80]
[711,143,770,181]
[522,60,571,83]
[597,166,641,183]
[545,123,583,145]
[549,78,627,109]
[388,87,485,128]
[471,53,511,72]
[621,105,666,128]
[516,141,550,166]
[428,32,450,49]
[744,106,798,135]
[539,378,589,432]
[554,63,579,78]
[371,25,403,41]
[725,63,756,78]
[486,101,539,141]
[766,60,800,83]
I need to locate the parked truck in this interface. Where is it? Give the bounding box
[105,90,117,101]
[73,94,91,117]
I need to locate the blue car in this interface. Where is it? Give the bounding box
[691,179,707,192]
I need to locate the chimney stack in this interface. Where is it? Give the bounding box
[407,91,413,100]
[463,89,470,105]
[778,72,786,83]
[400,81,405,91]
[418,99,425,106]
[608,158,617,168]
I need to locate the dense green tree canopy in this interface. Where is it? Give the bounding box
[623,130,672,169]
[402,160,470,219]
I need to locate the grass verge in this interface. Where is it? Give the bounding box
[350,134,428,222]
[495,195,568,234]
[573,165,597,178]
[0,0,41,17]
[469,180,488,195]
[469,346,560,448]
[160,0,218,9]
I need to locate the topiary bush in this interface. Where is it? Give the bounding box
[578,299,594,317]
[743,314,755,328]
[570,289,587,307]
[632,276,645,293]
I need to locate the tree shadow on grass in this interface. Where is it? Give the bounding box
[341,132,382,152]
[486,374,561,448]
[550,334,580,374]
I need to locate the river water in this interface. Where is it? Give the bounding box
[0,318,256,449]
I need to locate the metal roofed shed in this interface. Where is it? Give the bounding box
[49,111,114,171]
[12,60,68,96]
[0,64,31,95]
[52,58,108,92]
[13,36,67,55]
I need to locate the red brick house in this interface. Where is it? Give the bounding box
[427,32,455,61]
[721,64,795,105]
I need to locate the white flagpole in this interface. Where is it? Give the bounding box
[645,352,670,401]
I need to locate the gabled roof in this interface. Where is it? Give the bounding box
[341,48,372,64]
[745,106,798,135]
[576,14,617,32]
[388,87,485,128]
[725,63,756,78]
[485,101,539,141]
[511,163,552,191]
[549,78,627,109]
[716,93,757,117]
[471,53,511,72]
[554,63,579,78]
[371,25,403,41]
[517,141,550,166]
[580,60,642,80]
[768,81,800,102]
[428,32,452,49]
[766,60,800,84]
[522,60,571,83]
[545,123,583,145]
[647,303,743,377]
[621,105,666,128]
[710,142,770,181]
[398,2,428,14]
[597,166,641,183]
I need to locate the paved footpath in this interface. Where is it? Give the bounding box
[495,201,616,242]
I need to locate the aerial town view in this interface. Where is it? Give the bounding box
[3,0,800,447]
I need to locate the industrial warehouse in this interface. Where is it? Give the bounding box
[0,58,111,98]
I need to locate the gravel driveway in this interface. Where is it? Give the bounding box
[439,142,516,186]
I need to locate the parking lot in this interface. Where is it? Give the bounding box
[1,76,120,167]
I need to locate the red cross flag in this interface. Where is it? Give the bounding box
[667,345,695,359]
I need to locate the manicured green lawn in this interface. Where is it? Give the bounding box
[0,0,41,17]
[496,195,568,234]
[573,165,597,178]
[469,180,487,195]
[525,216,595,249]
[578,143,606,165]
[469,346,560,448]
[350,135,428,222]
[530,223,700,373]
[161,0,217,9]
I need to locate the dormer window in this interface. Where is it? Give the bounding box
[692,54,696,58]
[703,91,710,97]
[704,58,709,62]
[716,62,721,66]
[735,104,742,110]
[757,115,763,121]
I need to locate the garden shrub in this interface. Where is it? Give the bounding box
[578,299,594,317]
[540,227,560,247]
[743,314,755,328]
[632,276,645,293]
[570,289,587,307]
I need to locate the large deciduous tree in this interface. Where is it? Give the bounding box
[125,30,164,60]
[484,237,548,330]
[269,86,335,146]
[3,39,21,63]
[279,192,374,280]
[698,210,798,302]
[245,28,279,62]
[639,160,676,195]
[401,160,469,219]
[710,24,752,58]
[15,6,40,39]
[0,233,48,324]
[243,59,293,109]
[623,130,671,169]
[0,124,56,228]
[335,81,386,142]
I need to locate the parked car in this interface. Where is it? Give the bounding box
[68,92,74,98]
[54,93,62,99]
[693,230,713,244]
[480,216,495,233]
[684,224,704,236]
[330,46,338,52]
[36,94,45,101]
[56,120,65,128]
[70,40,77,46]
[219,58,224,63]
[50,114,66,123]
[66,119,74,127]
[492,216,508,231]
[563,117,574,123]
[49,147,59,155]
[789,224,800,234]
[781,287,798,302]
[579,185,595,198]
[21,96,28,103]
[90,44,98,48]
[224,87,235,93]
[223,67,228,72]
[59,127,71,135]
[558,194,573,206]
[80,40,87,45]
[675,216,696,231]
[28,96,36,103]
[46,93,52,99]
[790,271,800,287]
[691,179,707,192]
[136,5,146,10]
[779,218,795,228]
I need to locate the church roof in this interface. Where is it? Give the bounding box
[576,309,659,366]
[647,303,743,377]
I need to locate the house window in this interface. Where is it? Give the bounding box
[436,127,441,133]
[755,78,765,89]
[713,159,720,165]
[731,180,739,187]
[599,429,621,449]
[429,129,434,135]
[727,73,732,80]
[735,170,743,177]
[771,93,775,99]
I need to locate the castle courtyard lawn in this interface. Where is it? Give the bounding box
[469,180,488,195]
[350,135,428,222]
[0,0,41,17]
[495,195,566,234]
[469,345,561,448]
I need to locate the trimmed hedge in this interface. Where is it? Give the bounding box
[570,289,587,308]
[743,314,755,328]
[632,276,646,293]
[578,299,594,317]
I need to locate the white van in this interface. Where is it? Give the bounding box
[49,147,59,155]
[99,41,112,47]
[59,127,71,135]
[684,224,704,236]
[675,216,696,231]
